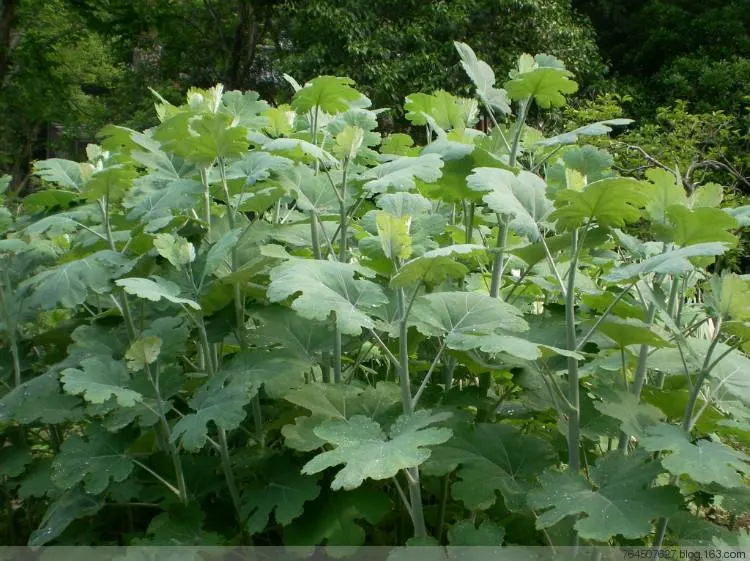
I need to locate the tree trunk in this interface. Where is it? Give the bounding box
[226,0,263,90]
[0,0,20,87]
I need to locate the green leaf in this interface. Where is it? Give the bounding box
[52,425,134,494]
[666,205,738,247]
[409,292,529,353]
[0,446,32,478]
[242,460,321,533]
[251,305,331,362]
[28,488,104,546]
[562,145,614,180]
[22,190,80,212]
[708,272,750,321]
[302,411,451,490]
[123,177,204,231]
[83,164,138,202]
[689,182,724,209]
[604,243,730,282]
[594,390,665,438]
[284,383,365,420]
[124,336,162,372]
[262,137,338,167]
[133,504,225,545]
[282,415,328,452]
[375,211,412,260]
[0,373,84,425]
[154,233,196,268]
[263,104,295,136]
[220,89,269,129]
[454,41,511,115]
[333,125,365,161]
[34,158,88,190]
[551,177,647,229]
[184,112,248,165]
[221,349,311,399]
[61,357,143,407]
[267,259,388,335]
[644,168,687,225]
[115,276,201,310]
[596,317,673,348]
[283,488,391,547]
[200,228,242,286]
[381,133,419,156]
[291,76,364,114]
[422,423,556,511]
[360,153,444,194]
[528,451,681,540]
[391,244,485,288]
[405,90,478,131]
[467,168,553,241]
[22,250,134,310]
[505,67,578,108]
[639,423,750,488]
[535,119,633,148]
[447,519,505,546]
[171,367,259,451]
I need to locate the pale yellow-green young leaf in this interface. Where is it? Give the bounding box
[153,233,195,268]
[263,104,295,137]
[516,53,536,75]
[333,125,365,161]
[565,168,586,191]
[125,336,162,372]
[375,211,412,261]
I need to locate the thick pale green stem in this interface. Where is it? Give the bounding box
[219,158,263,437]
[654,320,722,547]
[657,277,681,388]
[509,98,530,168]
[196,314,243,523]
[200,168,212,236]
[489,217,508,298]
[618,304,658,452]
[338,164,349,262]
[148,363,188,505]
[396,286,427,538]
[333,323,342,383]
[565,230,581,474]
[464,202,474,244]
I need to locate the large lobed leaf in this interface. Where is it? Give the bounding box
[267,259,388,335]
[528,451,681,541]
[302,410,452,490]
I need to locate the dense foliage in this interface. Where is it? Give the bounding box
[1,43,749,549]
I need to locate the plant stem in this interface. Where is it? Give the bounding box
[576,282,636,351]
[653,319,722,548]
[219,157,264,438]
[196,313,243,524]
[333,322,342,383]
[200,167,212,236]
[146,363,188,505]
[565,230,581,474]
[464,202,474,244]
[618,304,657,452]
[509,98,530,167]
[396,286,428,538]
[489,217,508,299]
[338,163,349,262]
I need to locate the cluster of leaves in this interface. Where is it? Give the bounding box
[1,41,750,551]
